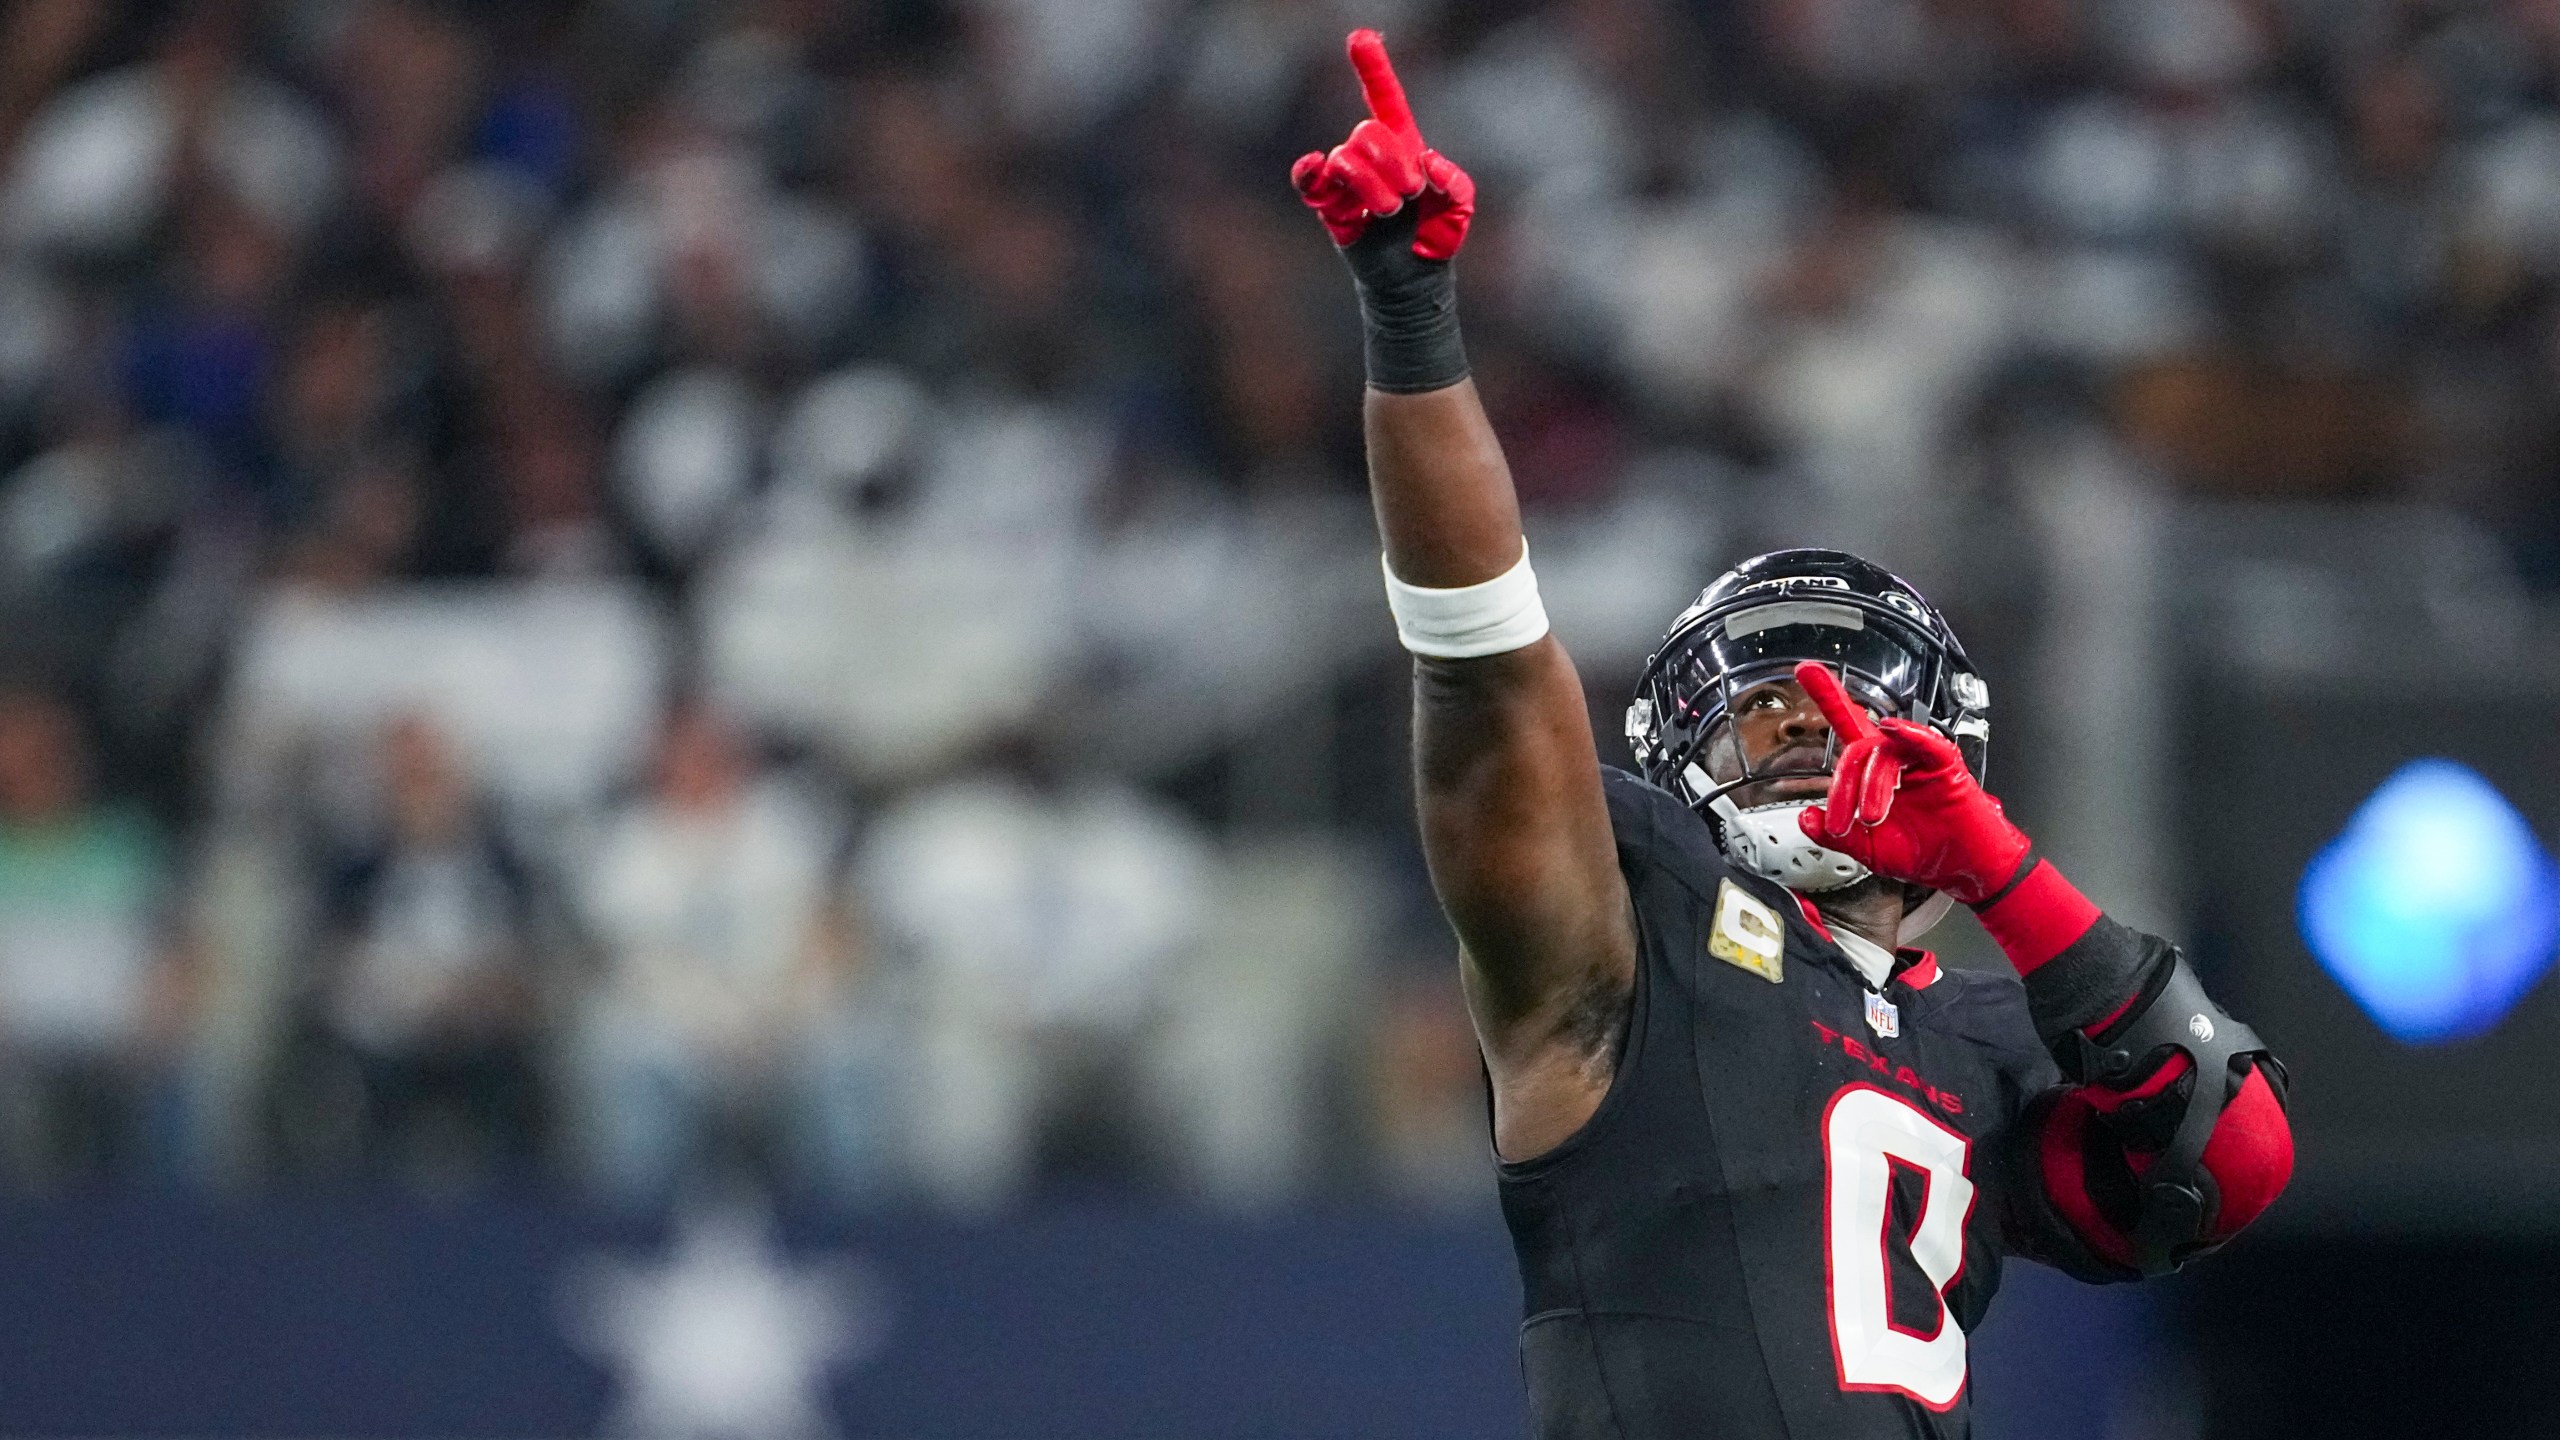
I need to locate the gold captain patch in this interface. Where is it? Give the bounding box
[1709,879,1785,983]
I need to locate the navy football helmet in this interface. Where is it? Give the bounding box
[1625,548,1990,821]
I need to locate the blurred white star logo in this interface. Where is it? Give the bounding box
[560,1198,891,1440]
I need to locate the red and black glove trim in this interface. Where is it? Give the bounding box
[1292,30,1477,394]
[1337,200,1468,394]
[1967,848,2043,912]
[2015,908,2162,1046]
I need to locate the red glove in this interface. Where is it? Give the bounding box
[1793,660,2032,906]
[1290,30,1475,263]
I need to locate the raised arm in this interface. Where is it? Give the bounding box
[1295,32,1633,1155]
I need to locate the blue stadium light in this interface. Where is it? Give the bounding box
[2299,759,2560,1044]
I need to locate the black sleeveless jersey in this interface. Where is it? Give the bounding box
[1497,769,2096,1439]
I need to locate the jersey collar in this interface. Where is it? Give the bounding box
[1790,893,1940,991]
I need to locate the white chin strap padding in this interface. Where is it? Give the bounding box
[1706,792,1869,893]
[1897,890,1955,945]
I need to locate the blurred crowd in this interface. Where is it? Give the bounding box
[1,0,2558,1207]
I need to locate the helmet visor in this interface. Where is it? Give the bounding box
[1689,598,1934,717]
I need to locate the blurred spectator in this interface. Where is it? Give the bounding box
[285,714,543,1184]
[569,702,890,1205]
[121,190,297,517]
[324,0,484,233]
[538,99,862,390]
[0,690,194,1188]
[858,750,1214,1209]
[486,387,617,576]
[0,0,110,170]
[0,3,338,261]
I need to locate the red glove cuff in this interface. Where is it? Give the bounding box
[1974,859,2102,976]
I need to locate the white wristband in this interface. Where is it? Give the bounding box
[1382,543,1552,658]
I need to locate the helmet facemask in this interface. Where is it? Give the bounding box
[1626,562,1991,943]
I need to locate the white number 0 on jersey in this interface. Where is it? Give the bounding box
[1822,1084,1976,1410]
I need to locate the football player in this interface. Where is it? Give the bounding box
[1293,30,2294,1438]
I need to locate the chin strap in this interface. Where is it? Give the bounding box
[1698,785,1957,943]
[1896,890,1955,945]
[2058,951,2287,1277]
[1705,791,1867,892]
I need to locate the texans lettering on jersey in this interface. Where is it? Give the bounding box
[1498,770,2103,1440]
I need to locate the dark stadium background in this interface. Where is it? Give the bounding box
[0,0,2551,1434]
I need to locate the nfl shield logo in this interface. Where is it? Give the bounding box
[1864,990,1900,1039]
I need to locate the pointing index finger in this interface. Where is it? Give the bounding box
[1347,29,1421,143]
[1792,661,1881,744]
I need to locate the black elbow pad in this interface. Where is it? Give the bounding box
[2057,951,2286,1277]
